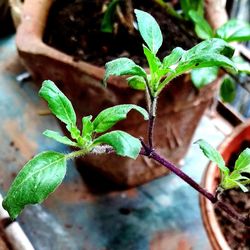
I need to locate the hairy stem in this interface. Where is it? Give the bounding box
[140,142,250,226]
[148,97,157,149]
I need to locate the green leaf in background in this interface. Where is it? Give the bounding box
[216,19,250,42]
[188,10,214,40]
[220,76,236,103]
[195,139,229,173]
[104,58,147,85]
[175,38,236,74]
[235,148,250,173]
[127,76,146,90]
[232,56,250,74]
[191,66,219,89]
[43,130,78,147]
[101,0,120,33]
[163,47,185,68]
[39,80,76,128]
[94,130,141,159]
[134,9,163,54]
[180,0,204,19]
[3,151,66,219]
[93,104,149,133]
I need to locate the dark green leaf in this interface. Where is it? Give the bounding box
[235,148,250,173]
[216,19,250,42]
[43,130,78,147]
[134,9,163,54]
[104,58,147,85]
[101,0,120,33]
[188,10,214,40]
[127,76,146,90]
[39,80,76,128]
[220,76,236,103]
[196,139,229,173]
[180,0,204,19]
[94,130,141,159]
[3,151,66,219]
[93,104,149,133]
[191,66,219,89]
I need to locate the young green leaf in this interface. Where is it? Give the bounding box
[43,130,78,147]
[93,104,149,133]
[127,76,146,90]
[235,148,250,173]
[216,19,250,42]
[104,58,147,85]
[134,9,163,54]
[101,0,120,33]
[94,130,141,159]
[143,45,161,76]
[3,151,66,219]
[195,139,229,173]
[191,66,219,89]
[39,80,76,128]
[163,47,186,68]
[220,76,236,103]
[188,10,214,40]
[82,115,93,140]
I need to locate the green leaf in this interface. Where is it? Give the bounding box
[43,130,78,147]
[191,66,219,89]
[235,148,250,173]
[104,58,147,85]
[196,139,229,173]
[143,45,161,75]
[94,130,141,159]
[233,56,250,74]
[216,19,250,42]
[188,10,214,40]
[101,0,120,33]
[180,0,204,19]
[93,104,149,133]
[127,76,146,90]
[175,38,236,74]
[3,151,66,219]
[163,47,186,69]
[134,9,163,54]
[39,80,76,128]
[82,115,93,140]
[220,76,236,103]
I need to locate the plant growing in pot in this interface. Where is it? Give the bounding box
[3,12,250,247]
[15,0,224,187]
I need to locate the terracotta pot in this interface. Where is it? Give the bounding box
[16,0,220,187]
[200,121,250,250]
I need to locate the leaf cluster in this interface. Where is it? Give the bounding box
[196,139,250,192]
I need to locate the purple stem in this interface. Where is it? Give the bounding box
[140,142,250,226]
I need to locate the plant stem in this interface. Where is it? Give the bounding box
[140,143,250,226]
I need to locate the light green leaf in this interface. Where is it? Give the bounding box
[104,58,147,85]
[82,115,93,140]
[163,47,186,68]
[235,148,250,172]
[43,130,78,147]
[3,151,66,219]
[220,76,236,103]
[39,80,76,128]
[93,104,149,133]
[127,76,146,90]
[216,19,250,42]
[191,66,219,89]
[94,130,141,159]
[101,0,120,33]
[188,10,214,40]
[134,9,163,54]
[196,139,229,173]
[233,56,250,74]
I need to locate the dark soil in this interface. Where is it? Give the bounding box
[215,140,250,250]
[43,0,199,67]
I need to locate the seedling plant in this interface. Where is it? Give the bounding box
[3,10,250,227]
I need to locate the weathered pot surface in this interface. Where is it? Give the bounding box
[16,0,220,187]
[200,121,250,250]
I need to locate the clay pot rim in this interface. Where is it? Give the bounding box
[200,120,250,250]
